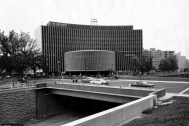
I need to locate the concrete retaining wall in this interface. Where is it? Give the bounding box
[36,88,67,118]
[151,88,166,99]
[62,94,157,126]
[0,87,36,124]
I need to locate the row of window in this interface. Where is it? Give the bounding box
[44,37,142,42]
[42,26,142,37]
[41,26,143,72]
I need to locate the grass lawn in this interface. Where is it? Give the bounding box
[123,96,189,126]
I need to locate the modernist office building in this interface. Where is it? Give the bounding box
[35,21,143,74]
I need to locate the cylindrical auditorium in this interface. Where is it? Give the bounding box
[64,50,115,75]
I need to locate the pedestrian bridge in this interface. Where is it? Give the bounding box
[36,82,165,104]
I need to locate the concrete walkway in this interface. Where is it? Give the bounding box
[159,93,177,100]
[160,87,189,100]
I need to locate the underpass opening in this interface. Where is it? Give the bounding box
[32,83,165,126]
[32,92,123,125]
[62,95,122,114]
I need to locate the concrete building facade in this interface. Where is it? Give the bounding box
[162,50,175,59]
[149,48,163,70]
[186,59,189,69]
[35,21,143,74]
[175,52,187,72]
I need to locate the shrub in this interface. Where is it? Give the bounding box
[142,108,153,114]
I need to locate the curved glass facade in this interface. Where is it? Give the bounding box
[35,21,143,73]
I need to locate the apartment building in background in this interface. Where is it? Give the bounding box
[149,48,163,70]
[175,52,187,72]
[186,59,189,69]
[146,48,175,70]
[161,50,175,59]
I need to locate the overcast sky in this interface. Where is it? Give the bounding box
[0,0,189,59]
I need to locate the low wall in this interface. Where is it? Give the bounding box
[36,88,68,118]
[151,88,166,99]
[0,87,36,124]
[62,94,157,126]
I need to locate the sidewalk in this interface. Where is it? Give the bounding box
[159,93,177,100]
[177,94,189,97]
[160,88,189,100]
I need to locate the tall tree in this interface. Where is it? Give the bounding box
[0,30,17,75]
[0,30,43,76]
[132,51,153,75]
[168,55,178,71]
[0,55,12,76]
[28,51,47,77]
[159,55,178,72]
[159,59,170,72]
[184,68,189,72]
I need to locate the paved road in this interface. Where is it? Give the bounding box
[25,110,90,126]
[34,78,189,94]
[108,79,189,94]
[2,78,189,94]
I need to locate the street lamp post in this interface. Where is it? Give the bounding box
[98,65,100,78]
[86,67,89,76]
[85,58,87,76]
[46,58,48,75]
[57,60,60,81]
[11,52,14,87]
[57,61,60,75]
[12,69,14,87]
[111,64,113,77]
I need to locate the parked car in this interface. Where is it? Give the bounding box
[81,77,94,83]
[90,78,109,85]
[129,81,154,88]
[23,75,29,79]
[17,77,27,83]
[5,75,11,78]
